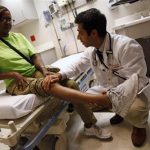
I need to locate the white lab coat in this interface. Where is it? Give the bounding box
[61,33,148,89]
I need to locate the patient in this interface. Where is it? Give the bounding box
[0,5,111,140]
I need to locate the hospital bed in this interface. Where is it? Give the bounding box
[0,90,69,150]
[0,52,94,150]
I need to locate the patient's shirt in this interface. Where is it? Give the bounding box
[0,32,36,87]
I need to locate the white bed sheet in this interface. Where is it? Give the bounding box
[51,52,83,70]
[0,90,49,119]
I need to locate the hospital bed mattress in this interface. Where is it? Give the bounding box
[0,90,49,119]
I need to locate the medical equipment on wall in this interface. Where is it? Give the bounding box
[59,16,72,30]
[49,2,59,15]
[43,10,52,26]
[42,6,65,56]
[57,2,75,31]
[57,0,76,7]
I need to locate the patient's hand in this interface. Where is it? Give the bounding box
[13,72,28,90]
[42,70,54,76]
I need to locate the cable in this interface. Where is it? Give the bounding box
[67,0,77,18]
[71,0,77,16]
[65,5,79,53]
[51,15,65,57]
[70,26,79,53]
[66,0,76,18]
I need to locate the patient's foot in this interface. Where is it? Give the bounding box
[84,125,112,140]
[107,73,139,117]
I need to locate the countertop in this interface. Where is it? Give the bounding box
[35,41,55,53]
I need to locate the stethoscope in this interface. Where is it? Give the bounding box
[93,32,150,93]
[93,32,127,80]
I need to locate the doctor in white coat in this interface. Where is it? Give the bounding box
[58,8,149,147]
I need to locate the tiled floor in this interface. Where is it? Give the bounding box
[0,112,150,150]
[66,112,150,150]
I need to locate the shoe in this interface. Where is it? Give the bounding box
[107,73,139,117]
[131,127,146,147]
[110,114,124,125]
[84,125,112,140]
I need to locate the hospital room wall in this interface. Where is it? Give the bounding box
[15,0,150,59]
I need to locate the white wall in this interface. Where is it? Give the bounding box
[15,0,150,58]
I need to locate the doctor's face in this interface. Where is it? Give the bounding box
[77,23,94,47]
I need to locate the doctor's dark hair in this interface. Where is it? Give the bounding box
[75,8,107,37]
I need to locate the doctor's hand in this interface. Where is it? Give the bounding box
[13,72,28,90]
[42,75,59,92]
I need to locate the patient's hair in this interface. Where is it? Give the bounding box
[0,5,9,18]
[75,8,107,38]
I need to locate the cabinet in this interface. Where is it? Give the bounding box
[35,42,57,65]
[0,0,38,27]
[113,16,150,77]
[38,49,57,66]
[113,16,150,39]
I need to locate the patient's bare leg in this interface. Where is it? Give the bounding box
[42,73,139,117]
[44,83,112,108]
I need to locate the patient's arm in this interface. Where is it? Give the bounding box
[0,72,27,83]
[31,54,48,75]
[42,77,112,108]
